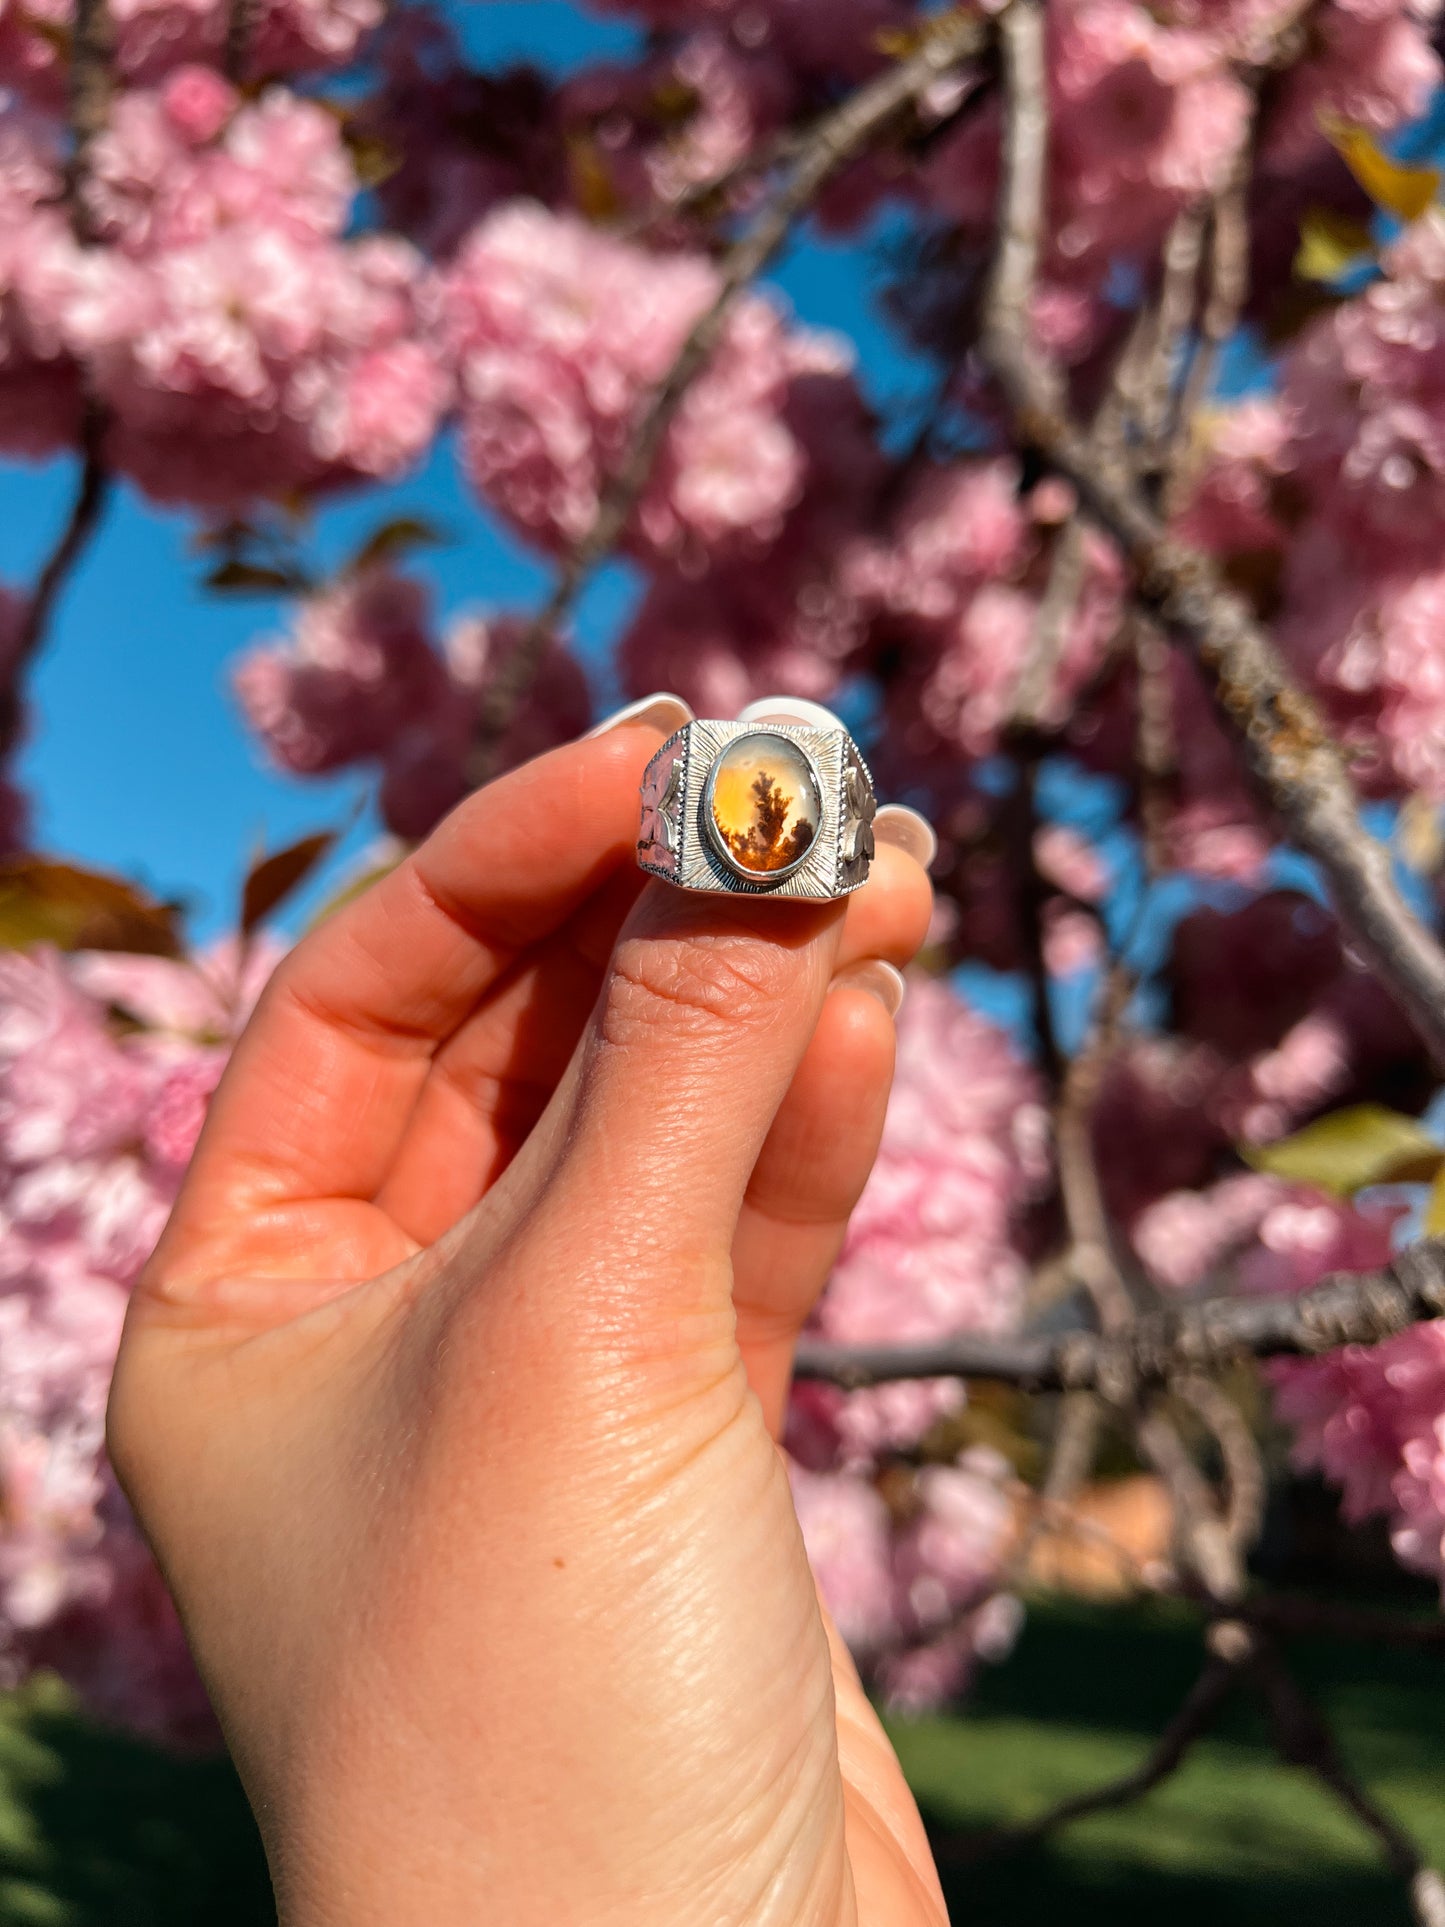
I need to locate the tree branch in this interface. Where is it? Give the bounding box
[470,9,991,777]
[1173,1372,1267,1555]
[793,1240,1445,1392]
[935,1649,1242,1865]
[66,0,114,241]
[979,0,1445,1071]
[223,0,256,82]
[1000,753,1065,1089]
[5,411,110,756]
[1254,1647,1445,1927]
[7,0,116,757]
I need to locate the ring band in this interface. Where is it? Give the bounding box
[637,718,877,899]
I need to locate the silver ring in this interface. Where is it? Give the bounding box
[637,718,877,899]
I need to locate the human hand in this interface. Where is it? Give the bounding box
[108,701,946,1927]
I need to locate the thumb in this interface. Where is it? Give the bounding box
[541,885,846,1268]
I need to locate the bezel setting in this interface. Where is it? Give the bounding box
[637,718,877,900]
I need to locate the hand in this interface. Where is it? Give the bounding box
[109,709,945,1927]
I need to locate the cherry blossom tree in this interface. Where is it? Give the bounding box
[9,0,1445,1900]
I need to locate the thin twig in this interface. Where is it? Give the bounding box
[1134,620,1176,870]
[5,413,110,756]
[66,0,114,241]
[1138,1399,1243,1605]
[1137,206,1209,461]
[8,0,117,755]
[1010,518,1086,733]
[1007,1389,1106,1585]
[1172,1373,1267,1554]
[1001,754,1065,1089]
[1161,175,1247,503]
[793,1239,1445,1393]
[223,0,256,81]
[1158,2,1318,480]
[634,40,996,238]
[1056,958,1139,1333]
[470,8,990,778]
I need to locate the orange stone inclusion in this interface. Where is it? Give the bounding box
[709,733,821,876]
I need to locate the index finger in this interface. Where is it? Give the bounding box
[173,726,664,1228]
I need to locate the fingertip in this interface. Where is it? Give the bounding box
[584,692,694,740]
[874,804,937,872]
[820,974,899,1084]
[832,958,906,1019]
[841,841,934,970]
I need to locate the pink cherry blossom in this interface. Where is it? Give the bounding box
[235,566,591,837]
[442,201,865,566]
[1272,1320,1445,1590]
[0,945,253,1740]
[800,978,1049,1472]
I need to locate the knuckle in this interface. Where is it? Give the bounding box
[599,931,797,1049]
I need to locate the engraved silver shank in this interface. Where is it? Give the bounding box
[637,718,877,900]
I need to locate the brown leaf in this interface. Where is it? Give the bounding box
[241,831,339,935]
[0,858,183,956]
[205,559,308,595]
[347,516,449,575]
[566,133,625,223]
[342,128,401,189]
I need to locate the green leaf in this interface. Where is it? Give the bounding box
[1425,1168,1445,1238]
[241,831,338,935]
[1324,118,1440,222]
[1294,208,1375,284]
[1243,1103,1445,1197]
[347,516,449,576]
[0,858,183,956]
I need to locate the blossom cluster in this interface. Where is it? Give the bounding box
[0,0,381,104]
[440,202,865,566]
[232,564,591,838]
[0,941,276,1742]
[0,75,448,505]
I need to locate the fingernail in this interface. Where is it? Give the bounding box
[585,692,694,739]
[874,805,937,872]
[832,959,906,1018]
[737,695,846,732]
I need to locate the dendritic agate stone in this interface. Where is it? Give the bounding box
[706,731,821,878]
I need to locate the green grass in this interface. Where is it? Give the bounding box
[1,1597,1443,1923]
[0,1676,271,1926]
[889,1595,1445,1926]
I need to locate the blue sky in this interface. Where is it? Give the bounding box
[1,0,940,937]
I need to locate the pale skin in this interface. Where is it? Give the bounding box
[107,714,950,1927]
